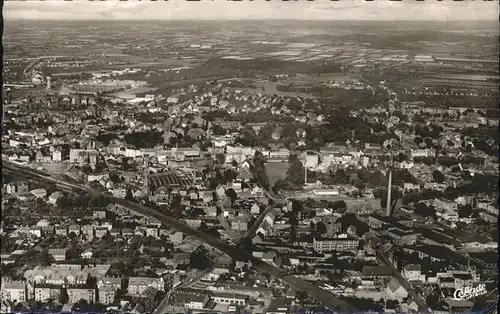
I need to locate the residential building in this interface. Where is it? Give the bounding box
[68,225,81,237]
[95,227,108,238]
[48,192,62,205]
[93,209,107,219]
[403,265,426,282]
[30,188,47,199]
[128,277,165,297]
[67,287,96,304]
[34,286,61,302]
[48,249,67,261]
[386,277,408,300]
[410,148,436,159]
[98,286,116,305]
[81,225,94,240]
[1,280,27,303]
[388,229,419,246]
[97,277,122,291]
[231,216,249,231]
[55,226,68,236]
[170,232,184,245]
[81,250,93,259]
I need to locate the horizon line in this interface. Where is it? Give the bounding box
[6,18,498,22]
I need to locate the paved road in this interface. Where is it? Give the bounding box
[236,202,275,247]
[154,268,213,314]
[178,267,214,289]
[371,238,430,313]
[3,161,358,312]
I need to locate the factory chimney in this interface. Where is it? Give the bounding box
[46,76,52,90]
[304,165,307,186]
[386,152,394,217]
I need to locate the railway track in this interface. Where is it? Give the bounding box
[3,161,359,312]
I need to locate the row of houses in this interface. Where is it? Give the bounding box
[2,271,165,306]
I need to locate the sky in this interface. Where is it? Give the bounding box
[3,0,499,21]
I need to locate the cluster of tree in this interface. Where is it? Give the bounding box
[471,138,497,156]
[391,110,410,122]
[402,188,452,206]
[437,156,460,167]
[338,296,383,311]
[56,193,109,211]
[413,156,435,166]
[132,58,342,85]
[414,202,437,220]
[72,299,107,312]
[205,167,240,190]
[241,110,291,125]
[212,124,227,136]
[373,187,403,211]
[95,133,118,145]
[170,194,183,217]
[341,213,369,235]
[305,168,388,190]
[202,58,342,75]
[252,151,270,190]
[414,123,443,139]
[432,170,445,183]
[401,92,498,109]
[462,126,499,155]
[305,119,394,151]
[135,112,165,124]
[36,249,55,266]
[414,136,435,148]
[189,246,212,270]
[124,131,163,149]
[391,169,419,186]
[276,154,305,189]
[462,173,498,194]
[235,126,259,147]
[276,85,386,110]
[458,204,473,218]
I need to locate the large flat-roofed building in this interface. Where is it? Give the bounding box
[211,292,248,306]
[313,237,359,252]
[146,171,196,198]
[171,291,209,309]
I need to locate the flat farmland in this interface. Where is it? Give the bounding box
[430,74,499,81]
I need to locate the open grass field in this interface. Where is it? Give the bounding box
[265,162,289,187]
[111,86,157,98]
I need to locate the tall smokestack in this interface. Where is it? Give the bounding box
[304,165,307,185]
[386,168,392,216]
[144,171,150,197]
[386,153,394,217]
[46,76,51,90]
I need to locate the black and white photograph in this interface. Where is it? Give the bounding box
[1,1,499,313]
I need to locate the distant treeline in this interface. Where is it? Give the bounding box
[120,58,343,88]
[202,58,342,75]
[299,30,498,49]
[276,84,390,109]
